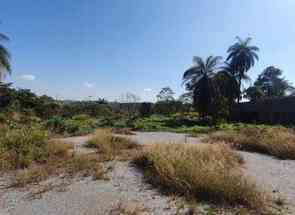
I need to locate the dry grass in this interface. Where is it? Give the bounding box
[133,143,268,210]
[12,154,106,187]
[47,140,73,158]
[10,141,107,187]
[206,127,295,159]
[0,128,111,188]
[109,201,149,215]
[86,129,141,160]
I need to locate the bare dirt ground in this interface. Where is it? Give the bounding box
[1,132,295,214]
[240,151,295,213]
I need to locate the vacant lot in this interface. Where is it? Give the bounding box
[1,131,294,214]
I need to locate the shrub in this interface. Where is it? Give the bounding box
[113,119,128,128]
[134,115,173,131]
[133,143,267,210]
[46,116,66,133]
[46,114,99,136]
[0,127,48,169]
[206,126,295,159]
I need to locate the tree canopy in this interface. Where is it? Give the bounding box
[156,87,175,102]
[226,37,259,102]
[183,56,222,117]
[245,66,294,101]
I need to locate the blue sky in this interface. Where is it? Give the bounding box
[2,0,295,101]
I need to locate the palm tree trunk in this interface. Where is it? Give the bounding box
[237,76,242,103]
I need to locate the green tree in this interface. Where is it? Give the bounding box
[245,66,294,101]
[226,37,259,102]
[255,66,294,97]
[178,92,193,104]
[215,62,240,105]
[244,86,264,102]
[183,56,222,117]
[0,32,11,82]
[156,87,175,102]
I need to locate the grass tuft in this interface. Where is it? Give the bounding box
[133,143,268,210]
[206,127,295,159]
[109,201,149,215]
[12,153,105,187]
[86,129,140,160]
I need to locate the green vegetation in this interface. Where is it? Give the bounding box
[182,37,259,119]
[0,127,107,187]
[0,127,49,170]
[45,114,100,136]
[134,114,213,134]
[133,143,268,211]
[245,66,295,101]
[206,126,295,159]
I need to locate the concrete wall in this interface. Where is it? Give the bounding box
[231,96,295,124]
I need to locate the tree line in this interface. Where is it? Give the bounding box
[1,28,294,122]
[182,37,294,120]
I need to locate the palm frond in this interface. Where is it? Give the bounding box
[244,37,252,45]
[0,33,9,41]
[0,44,11,72]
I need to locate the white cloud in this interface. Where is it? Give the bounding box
[84,82,95,88]
[19,74,36,81]
[143,88,152,92]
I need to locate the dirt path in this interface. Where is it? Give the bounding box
[1,132,295,214]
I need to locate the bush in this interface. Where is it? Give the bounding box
[0,127,48,169]
[133,143,268,210]
[207,126,295,159]
[46,116,67,134]
[134,115,173,131]
[46,114,99,136]
[134,114,213,134]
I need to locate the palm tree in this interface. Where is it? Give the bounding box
[216,62,241,104]
[183,56,222,117]
[226,37,259,102]
[0,32,11,83]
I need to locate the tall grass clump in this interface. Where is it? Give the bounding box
[207,126,295,159]
[133,143,267,210]
[86,129,140,160]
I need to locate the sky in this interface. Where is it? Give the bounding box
[2,0,295,101]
